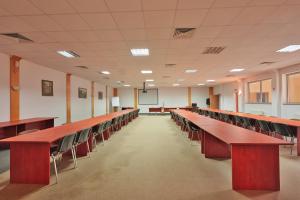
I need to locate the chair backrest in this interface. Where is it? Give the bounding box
[257,120,270,132]
[18,129,39,135]
[58,133,77,153]
[76,128,91,143]
[97,123,105,133]
[272,123,289,137]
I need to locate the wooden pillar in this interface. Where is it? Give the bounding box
[134,88,138,109]
[66,74,71,123]
[105,85,108,114]
[188,87,192,107]
[113,88,118,112]
[235,91,239,112]
[91,81,95,117]
[10,56,21,121]
[209,87,219,109]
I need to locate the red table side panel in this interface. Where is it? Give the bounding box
[232,144,280,190]
[10,143,50,184]
[204,132,231,158]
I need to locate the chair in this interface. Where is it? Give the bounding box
[256,120,272,135]
[74,128,92,157]
[92,123,105,149]
[50,133,77,183]
[272,123,294,155]
[184,118,201,145]
[242,117,255,130]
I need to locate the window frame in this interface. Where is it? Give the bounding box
[286,71,300,104]
[247,78,272,104]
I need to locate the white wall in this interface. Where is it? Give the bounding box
[214,82,238,111]
[0,53,10,122]
[191,87,209,108]
[94,82,106,116]
[71,76,91,122]
[20,60,66,125]
[118,88,134,108]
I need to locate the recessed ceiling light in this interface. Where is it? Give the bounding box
[206,80,215,82]
[177,79,185,82]
[101,71,110,75]
[197,83,205,86]
[130,48,149,56]
[123,84,131,87]
[230,68,245,72]
[145,79,154,82]
[185,69,197,73]
[141,70,152,74]
[148,84,155,87]
[277,45,300,53]
[173,83,180,86]
[57,50,79,58]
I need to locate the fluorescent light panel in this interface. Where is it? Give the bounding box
[123,84,131,87]
[230,68,244,72]
[145,79,154,82]
[101,71,110,75]
[130,48,149,56]
[148,84,155,87]
[197,83,205,86]
[185,69,197,73]
[173,83,180,86]
[277,45,300,53]
[57,50,78,58]
[206,80,215,82]
[141,70,152,74]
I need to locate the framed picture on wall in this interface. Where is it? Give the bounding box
[78,87,87,99]
[41,80,53,96]
[98,91,103,100]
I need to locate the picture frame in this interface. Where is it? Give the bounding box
[78,87,87,99]
[98,91,103,100]
[41,80,53,96]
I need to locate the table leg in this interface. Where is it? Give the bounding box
[10,142,50,184]
[232,144,280,190]
[204,132,231,158]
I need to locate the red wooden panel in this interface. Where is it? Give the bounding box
[10,143,50,184]
[232,144,280,190]
[204,133,231,158]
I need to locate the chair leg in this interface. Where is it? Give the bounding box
[51,154,58,183]
[71,147,77,168]
[101,132,105,146]
[93,135,98,152]
[86,141,91,157]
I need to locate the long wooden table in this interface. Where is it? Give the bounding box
[198,107,300,156]
[0,109,138,185]
[0,117,56,148]
[171,109,290,190]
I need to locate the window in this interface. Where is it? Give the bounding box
[248,79,272,103]
[287,72,300,104]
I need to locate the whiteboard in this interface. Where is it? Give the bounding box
[138,89,158,105]
[112,96,120,107]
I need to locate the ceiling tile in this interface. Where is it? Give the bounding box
[202,8,242,26]
[19,15,64,31]
[142,0,177,10]
[19,32,57,43]
[121,29,146,40]
[146,28,172,40]
[105,0,142,11]
[263,6,300,24]
[112,12,144,29]
[231,6,276,25]
[213,0,251,7]
[174,10,208,28]
[0,16,36,32]
[94,30,124,41]
[44,31,79,42]
[66,0,109,13]
[250,0,286,6]
[144,11,175,28]
[50,14,90,30]
[177,0,214,9]
[68,31,100,42]
[0,7,11,16]
[0,0,43,15]
[81,13,117,29]
[193,26,223,38]
[218,25,252,38]
[30,0,76,14]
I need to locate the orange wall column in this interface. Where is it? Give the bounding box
[105,85,108,114]
[113,88,118,112]
[10,55,21,121]
[66,74,71,123]
[91,81,95,117]
[235,91,239,112]
[188,87,192,106]
[134,88,138,109]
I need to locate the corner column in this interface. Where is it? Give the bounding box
[66,74,71,123]
[10,55,21,121]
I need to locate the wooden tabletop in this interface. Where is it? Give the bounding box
[0,109,137,144]
[199,108,300,127]
[0,117,56,128]
[172,109,290,145]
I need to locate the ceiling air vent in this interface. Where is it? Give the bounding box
[0,33,33,43]
[173,28,196,39]
[165,63,176,68]
[202,46,226,54]
[260,61,275,65]
[75,66,88,69]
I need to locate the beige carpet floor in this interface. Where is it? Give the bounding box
[0,115,300,200]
